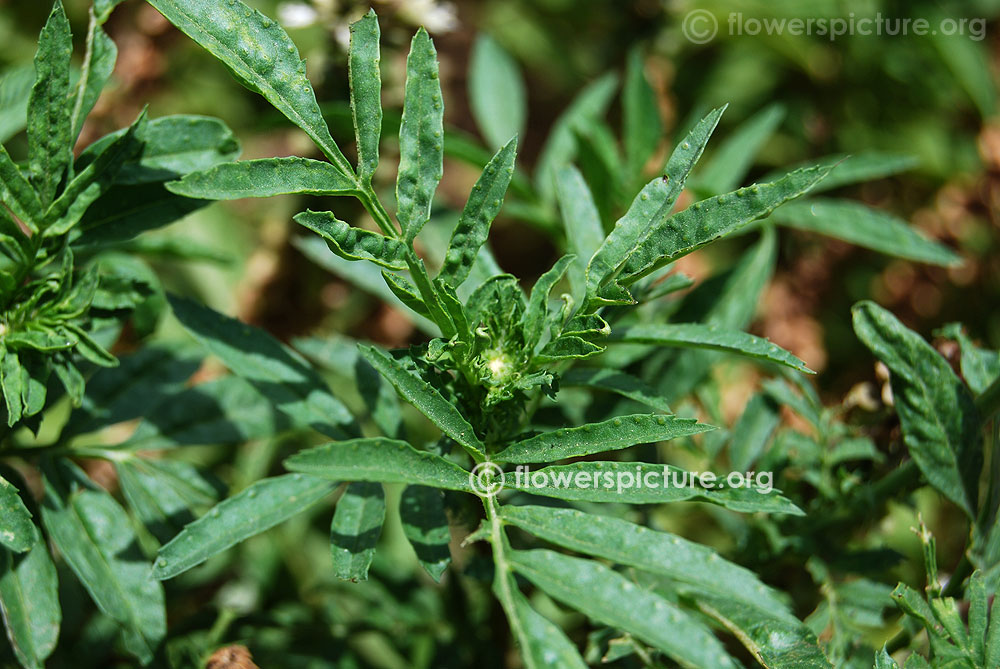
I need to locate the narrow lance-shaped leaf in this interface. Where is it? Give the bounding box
[168,158,357,200]
[295,210,408,271]
[397,28,444,242]
[611,323,813,374]
[510,549,738,669]
[622,46,662,180]
[729,393,781,472]
[70,16,117,142]
[495,414,713,464]
[27,0,73,206]
[0,476,36,553]
[349,9,381,183]
[556,165,604,301]
[146,0,354,176]
[330,482,385,582]
[360,345,486,459]
[153,473,334,580]
[399,485,451,581]
[521,254,574,352]
[468,35,526,150]
[0,145,44,231]
[560,367,672,413]
[765,152,918,194]
[621,164,830,284]
[852,301,981,517]
[0,544,60,669]
[536,336,604,363]
[586,106,726,298]
[437,137,517,287]
[693,103,785,195]
[285,438,474,492]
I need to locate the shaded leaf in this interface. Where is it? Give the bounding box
[521,254,574,352]
[330,482,385,581]
[399,485,451,581]
[729,393,780,472]
[0,544,60,669]
[70,18,116,142]
[561,367,671,413]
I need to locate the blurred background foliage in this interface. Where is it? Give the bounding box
[0,0,997,666]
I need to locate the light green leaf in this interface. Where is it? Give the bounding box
[295,210,408,271]
[399,485,451,581]
[285,438,473,492]
[27,0,73,206]
[94,0,126,23]
[145,0,353,175]
[70,17,117,145]
[438,137,517,288]
[556,165,604,300]
[620,164,830,284]
[330,482,385,582]
[771,200,960,266]
[41,460,165,663]
[397,28,443,242]
[875,646,900,669]
[468,35,526,151]
[168,295,354,438]
[611,323,813,373]
[1,349,25,427]
[781,152,918,194]
[938,323,1000,395]
[154,473,334,580]
[495,414,713,464]
[501,505,791,618]
[561,367,671,413]
[521,254,574,352]
[729,394,780,471]
[0,477,36,553]
[0,544,60,669]
[359,345,486,460]
[510,549,737,668]
[167,157,356,200]
[694,104,785,195]
[536,336,604,363]
[0,63,34,143]
[586,106,725,298]
[622,46,662,180]
[968,571,987,663]
[348,9,381,183]
[853,301,981,517]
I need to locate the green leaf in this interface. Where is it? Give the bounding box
[611,323,813,373]
[330,482,385,582]
[468,35,526,151]
[771,200,960,266]
[359,345,486,460]
[0,64,34,144]
[153,473,334,580]
[620,164,830,284]
[399,485,451,581]
[852,301,982,517]
[70,18,117,142]
[116,457,219,543]
[495,414,713,464]
[561,367,672,413]
[521,254,574,352]
[293,210,407,271]
[509,549,737,668]
[930,19,997,118]
[0,138,44,232]
[1,349,25,427]
[778,152,919,194]
[535,336,604,363]
[729,394,780,471]
[348,9,381,183]
[168,295,354,438]
[535,73,617,204]
[397,28,443,242]
[74,182,211,248]
[27,0,73,206]
[968,571,987,664]
[382,271,431,319]
[586,106,725,298]
[875,646,900,669]
[622,46,662,180]
[41,460,165,663]
[509,461,803,514]
[437,137,517,288]
[167,157,356,200]
[938,323,1000,395]
[501,505,791,617]
[556,165,604,300]
[145,0,353,175]
[693,104,785,195]
[0,476,36,553]
[0,544,60,669]
[94,0,126,24]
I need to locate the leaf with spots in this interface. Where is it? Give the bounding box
[168,158,357,200]
[349,10,382,183]
[295,210,408,271]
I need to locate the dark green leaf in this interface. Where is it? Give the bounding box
[116,456,219,543]
[0,544,60,669]
[167,157,356,200]
[0,476,36,553]
[622,46,662,180]
[330,482,385,581]
[0,142,44,232]
[74,182,211,248]
[693,104,784,195]
[521,254,574,352]
[399,485,451,581]
[536,336,604,363]
[348,10,381,183]
[295,210,407,271]
[561,367,671,413]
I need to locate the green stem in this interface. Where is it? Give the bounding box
[485,494,528,650]
[358,186,398,238]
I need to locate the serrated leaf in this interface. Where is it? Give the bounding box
[284,438,473,493]
[359,345,486,459]
[0,544,60,669]
[495,414,713,464]
[622,46,662,180]
[612,323,812,373]
[501,505,791,618]
[348,10,381,183]
[70,18,117,142]
[27,0,72,206]
[146,0,353,175]
[0,476,36,553]
[167,157,356,200]
[586,106,725,297]
[438,137,517,288]
[168,295,354,438]
[620,164,830,284]
[853,301,981,517]
[694,104,785,195]
[771,199,960,266]
[153,473,334,580]
[536,336,604,363]
[521,254,574,352]
[510,549,737,668]
[729,393,780,471]
[399,485,451,581]
[41,460,165,663]
[295,210,407,271]
[469,35,526,150]
[561,367,672,413]
[330,482,385,582]
[397,28,443,242]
